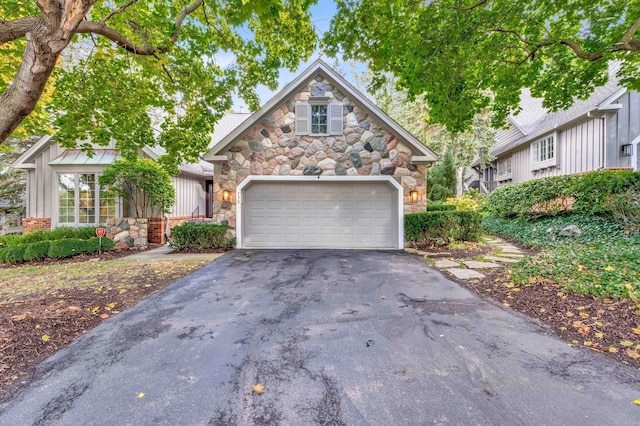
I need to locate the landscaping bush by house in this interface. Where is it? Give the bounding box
[0,237,115,264]
[483,209,640,299]
[169,223,233,250]
[425,203,456,211]
[483,170,640,219]
[405,210,482,245]
[23,241,51,262]
[0,226,100,247]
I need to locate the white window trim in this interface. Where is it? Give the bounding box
[531,133,557,171]
[54,171,121,228]
[295,101,343,136]
[309,101,330,136]
[496,157,512,181]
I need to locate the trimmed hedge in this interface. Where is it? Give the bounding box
[483,170,640,218]
[169,223,233,250]
[405,211,482,244]
[0,226,101,247]
[0,237,114,263]
[23,241,51,262]
[425,203,456,211]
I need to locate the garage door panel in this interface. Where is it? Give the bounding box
[242,181,398,249]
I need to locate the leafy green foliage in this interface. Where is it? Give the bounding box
[483,213,640,298]
[99,158,175,216]
[405,211,481,244]
[0,226,100,247]
[1,1,317,165]
[23,241,52,262]
[425,203,456,211]
[444,190,483,211]
[426,150,457,202]
[2,244,27,264]
[325,0,640,132]
[47,238,87,259]
[169,223,233,250]
[85,237,116,254]
[483,170,640,218]
[0,232,114,263]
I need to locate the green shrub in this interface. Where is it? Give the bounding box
[405,211,482,244]
[169,223,232,250]
[48,238,86,259]
[0,247,7,263]
[425,203,456,211]
[23,241,52,262]
[4,244,28,264]
[0,226,101,247]
[85,237,115,254]
[483,170,640,218]
[444,190,483,211]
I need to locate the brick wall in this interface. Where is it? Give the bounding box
[22,217,51,234]
[148,217,166,244]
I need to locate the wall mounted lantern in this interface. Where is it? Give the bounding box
[222,190,231,201]
[409,191,418,203]
[621,144,633,157]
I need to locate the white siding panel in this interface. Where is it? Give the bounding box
[495,125,524,146]
[171,176,206,217]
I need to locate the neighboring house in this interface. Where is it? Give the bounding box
[12,59,437,249]
[474,66,639,192]
[202,59,437,249]
[0,201,23,234]
[12,113,250,240]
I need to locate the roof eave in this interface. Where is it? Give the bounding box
[204,59,438,162]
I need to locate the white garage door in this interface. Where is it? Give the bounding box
[241,181,399,249]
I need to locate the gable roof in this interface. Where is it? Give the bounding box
[491,69,625,158]
[203,59,438,163]
[12,135,53,169]
[12,113,251,175]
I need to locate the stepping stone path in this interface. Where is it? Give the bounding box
[407,237,527,281]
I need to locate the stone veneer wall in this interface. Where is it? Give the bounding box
[22,217,51,234]
[105,218,148,250]
[212,76,427,228]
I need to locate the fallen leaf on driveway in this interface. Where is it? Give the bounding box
[138,392,145,398]
[633,399,640,406]
[379,295,386,300]
[252,383,265,394]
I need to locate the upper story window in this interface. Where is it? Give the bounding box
[531,134,556,169]
[295,102,343,136]
[497,157,512,180]
[311,105,328,134]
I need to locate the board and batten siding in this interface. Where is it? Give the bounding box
[505,117,604,184]
[171,176,207,217]
[28,143,62,218]
[606,91,640,169]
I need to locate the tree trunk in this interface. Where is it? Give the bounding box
[0,1,94,142]
[456,167,464,197]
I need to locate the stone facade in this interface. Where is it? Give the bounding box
[105,218,149,250]
[22,217,52,234]
[211,77,426,228]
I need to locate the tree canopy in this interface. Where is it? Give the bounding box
[0,0,316,169]
[324,0,640,133]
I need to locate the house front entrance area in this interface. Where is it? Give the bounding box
[237,177,403,249]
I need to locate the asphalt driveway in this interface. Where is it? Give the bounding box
[1,250,639,425]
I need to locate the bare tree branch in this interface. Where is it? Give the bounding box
[76,21,166,55]
[620,17,640,42]
[170,0,204,45]
[102,0,139,23]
